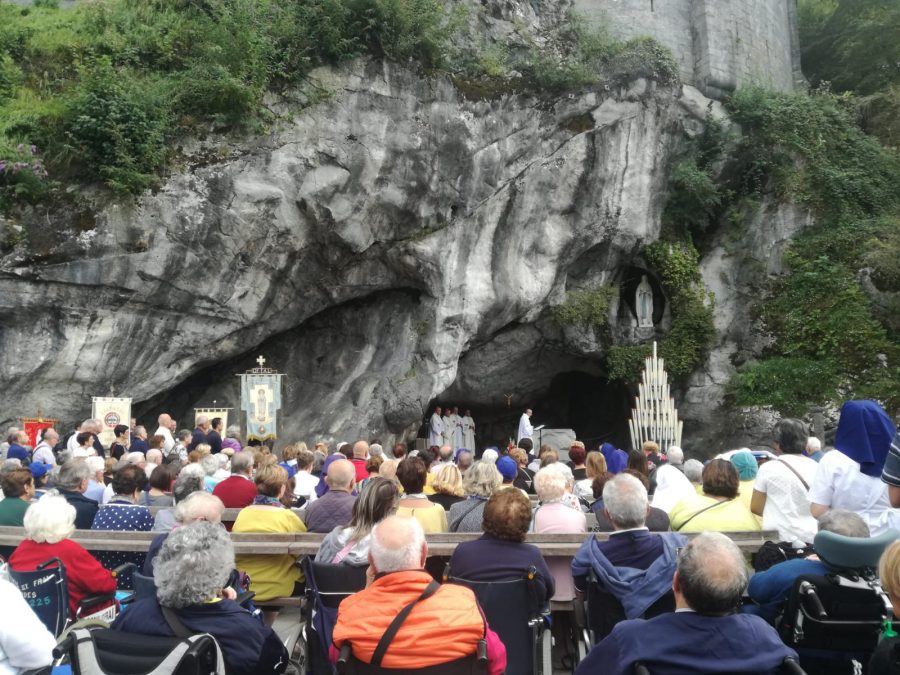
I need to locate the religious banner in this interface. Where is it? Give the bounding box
[21,417,58,448]
[92,397,132,448]
[194,408,232,431]
[238,356,283,442]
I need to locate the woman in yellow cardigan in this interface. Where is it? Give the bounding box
[669,459,761,533]
[232,464,306,623]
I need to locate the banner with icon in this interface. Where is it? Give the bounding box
[238,356,283,442]
[92,397,132,448]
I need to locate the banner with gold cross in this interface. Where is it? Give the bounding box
[238,356,283,442]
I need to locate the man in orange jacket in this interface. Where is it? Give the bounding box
[331,515,507,674]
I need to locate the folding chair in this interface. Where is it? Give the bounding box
[295,557,367,674]
[444,564,552,674]
[336,642,487,674]
[52,627,225,675]
[7,558,126,637]
[574,566,674,660]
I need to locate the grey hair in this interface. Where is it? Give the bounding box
[370,516,425,573]
[678,531,748,615]
[667,446,684,465]
[817,509,870,538]
[231,452,253,474]
[154,522,233,608]
[807,437,822,453]
[462,460,502,498]
[200,454,219,476]
[172,474,204,503]
[174,492,225,524]
[56,460,92,490]
[774,418,808,455]
[225,425,241,439]
[683,459,704,483]
[1,459,22,473]
[481,449,499,464]
[602,473,648,529]
[369,443,384,457]
[126,452,146,465]
[24,494,76,544]
[177,429,192,442]
[179,463,205,480]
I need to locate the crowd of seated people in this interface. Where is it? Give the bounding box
[1,399,899,674]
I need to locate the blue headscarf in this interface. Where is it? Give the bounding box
[730,451,758,481]
[834,400,897,477]
[315,454,343,498]
[600,442,617,466]
[607,449,629,475]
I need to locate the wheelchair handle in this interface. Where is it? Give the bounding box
[799,581,828,620]
[111,562,137,578]
[52,633,75,659]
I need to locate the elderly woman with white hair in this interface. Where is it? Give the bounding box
[201,454,230,492]
[10,495,117,618]
[143,491,226,575]
[447,460,502,532]
[532,462,586,602]
[112,522,288,675]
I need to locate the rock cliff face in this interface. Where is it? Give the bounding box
[0,56,803,450]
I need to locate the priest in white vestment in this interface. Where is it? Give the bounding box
[461,410,476,450]
[517,409,534,444]
[428,406,444,447]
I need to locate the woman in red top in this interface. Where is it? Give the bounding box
[10,494,117,619]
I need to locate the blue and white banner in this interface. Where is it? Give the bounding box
[240,372,283,442]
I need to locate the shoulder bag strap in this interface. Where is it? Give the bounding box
[674,498,734,532]
[777,457,810,491]
[161,605,193,639]
[449,499,483,533]
[370,580,440,666]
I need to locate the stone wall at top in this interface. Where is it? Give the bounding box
[572,0,803,99]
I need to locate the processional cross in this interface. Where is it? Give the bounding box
[256,355,266,368]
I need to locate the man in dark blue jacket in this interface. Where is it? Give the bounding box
[575,531,797,675]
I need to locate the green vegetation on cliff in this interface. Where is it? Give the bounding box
[0,1,676,205]
[726,88,900,415]
[0,0,463,201]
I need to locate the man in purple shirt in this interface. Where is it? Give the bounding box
[301,459,356,533]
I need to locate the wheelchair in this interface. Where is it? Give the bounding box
[51,627,226,675]
[444,564,553,675]
[6,557,134,638]
[294,556,367,675]
[336,642,487,674]
[633,656,806,674]
[777,529,900,675]
[574,566,675,662]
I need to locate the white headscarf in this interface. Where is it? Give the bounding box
[651,464,697,513]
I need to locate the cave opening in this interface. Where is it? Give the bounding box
[431,371,633,453]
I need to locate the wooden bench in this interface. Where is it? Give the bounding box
[0,526,776,610]
[0,526,776,556]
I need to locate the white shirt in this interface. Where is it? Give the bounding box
[517,413,534,443]
[293,470,319,502]
[753,454,819,544]
[73,446,95,458]
[808,449,898,536]
[0,578,56,675]
[101,483,115,505]
[154,427,175,453]
[31,442,56,466]
[66,433,82,453]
